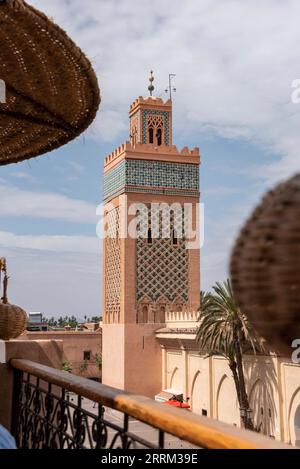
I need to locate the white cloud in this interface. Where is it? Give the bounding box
[201,199,255,291]
[31,0,300,185]
[0,231,98,254]
[4,247,101,317]
[0,234,102,316]
[14,0,300,299]
[0,183,96,223]
[10,171,38,183]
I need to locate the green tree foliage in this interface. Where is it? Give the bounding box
[61,361,72,373]
[197,280,264,430]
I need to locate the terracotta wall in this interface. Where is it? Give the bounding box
[19,331,102,379]
[102,323,162,398]
[102,324,125,389]
[0,340,64,431]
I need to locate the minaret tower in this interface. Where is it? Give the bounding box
[102,73,200,397]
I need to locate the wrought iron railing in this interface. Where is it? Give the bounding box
[10,359,291,450]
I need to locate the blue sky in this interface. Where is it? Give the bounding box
[0,0,299,318]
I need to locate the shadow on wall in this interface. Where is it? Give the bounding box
[216,374,240,426]
[293,404,300,447]
[246,358,278,438]
[287,385,300,446]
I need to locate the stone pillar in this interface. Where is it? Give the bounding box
[0,340,63,432]
[161,345,167,389]
[181,347,189,401]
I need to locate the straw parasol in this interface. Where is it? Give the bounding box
[0,1,100,339]
[230,174,300,355]
[0,0,100,165]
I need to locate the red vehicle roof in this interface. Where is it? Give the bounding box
[163,400,190,409]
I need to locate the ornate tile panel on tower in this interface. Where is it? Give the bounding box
[104,159,199,202]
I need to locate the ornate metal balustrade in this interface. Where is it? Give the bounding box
[13,381,162,449]
[10,359,291,450]
[11,366,163,449]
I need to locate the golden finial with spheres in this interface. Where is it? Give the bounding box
[148,70,155,96]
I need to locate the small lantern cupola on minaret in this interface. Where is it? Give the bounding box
[129,71,172,147]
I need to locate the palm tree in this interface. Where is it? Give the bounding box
[197,280,264,430]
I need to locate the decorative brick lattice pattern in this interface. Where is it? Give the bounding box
[136,205,189,305]
[105,208,121,322]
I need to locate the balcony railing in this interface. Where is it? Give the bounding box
[10,359,291,450]
[166,311,198,323]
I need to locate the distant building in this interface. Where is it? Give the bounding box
[81,322,101,332]
[27,312,48,332]
[19,329,102,381]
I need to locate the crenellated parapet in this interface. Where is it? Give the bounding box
[104,141,200,170]
[129,96,172,113]
[104,141,131,167]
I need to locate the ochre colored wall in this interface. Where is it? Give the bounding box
[102,324,125,390]
[0,340,64,431]
[102,324,162,398]
[19,331,102,379]
[124,324,162,398]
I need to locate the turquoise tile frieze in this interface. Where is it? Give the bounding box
[103,160,126,201]
[104,159,199,201]
[126,160,199,190]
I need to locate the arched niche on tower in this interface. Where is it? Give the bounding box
[137,296,151,324]
[146,113,166,146]
[171,296,186,316]
[157,296,168,323]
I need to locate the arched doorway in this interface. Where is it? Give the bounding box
[217,375,239,426]
[289,388,300,446]
[249,379,275,436]
[249,379,265,433]
[294,405,300,447]
[170,367,181,391]
[191,371,202,415]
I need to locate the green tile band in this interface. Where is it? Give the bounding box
[104,159,199,202]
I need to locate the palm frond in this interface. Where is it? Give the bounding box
[197,279,264,359]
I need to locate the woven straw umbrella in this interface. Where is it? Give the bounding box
[0,0,100,338]
[230,174,300,356]
[0,0,100,165]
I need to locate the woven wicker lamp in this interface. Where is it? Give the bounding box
[0,258,27,340]
[0,0,100,165]
[230,174,300,355]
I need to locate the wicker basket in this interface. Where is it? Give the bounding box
[0,302,27,340]
[230,174,300,355]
